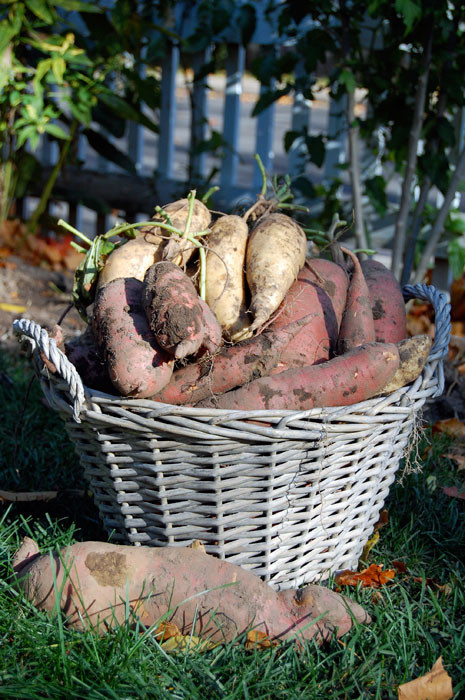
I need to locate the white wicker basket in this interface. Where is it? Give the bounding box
[13,283,450,590]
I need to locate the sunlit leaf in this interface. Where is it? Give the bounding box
[335,563,395,588]
[26,0,56,24]
[398,656,453,700]
[245,630,278,650]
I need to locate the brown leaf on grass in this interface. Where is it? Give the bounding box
[373,509,389,531]
[245,630,278,650]
[335,564,395,588]
[443,485,465,499]
[398,656,453,700]
[412,577,453,595]
[444,452,465,471]
[360,532,379,563]
[432,418,465,441]
[392,560,408,574]
[154,621,180,642]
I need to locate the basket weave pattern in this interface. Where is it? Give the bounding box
[13,283,450,590]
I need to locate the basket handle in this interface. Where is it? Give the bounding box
[13,318,85,422]
[402,283,451,361]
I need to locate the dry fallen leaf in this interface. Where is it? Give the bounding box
[398,656,453,700]
[0,302,27,313]
[432,418,465,441]
[442,485,465,500]
[360,531,380,563]
[374,509,389,531]
[392,560,408,574]
[245,630,278,650]
[444,452,465,471]
[335,563,395,588]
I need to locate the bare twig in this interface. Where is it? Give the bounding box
[391,29,433,280]
[346,89,368,254]
[413,143,465,283]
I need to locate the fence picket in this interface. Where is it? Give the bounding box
[158,43,179,180]
[220,44,246,189]
[190,48,211,183]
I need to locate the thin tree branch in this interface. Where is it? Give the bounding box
[413,143,465,283]
[391,29,433,280]
[346,89,368,252]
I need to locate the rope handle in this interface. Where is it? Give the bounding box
[12,283,451,422]
[12,318,85,422]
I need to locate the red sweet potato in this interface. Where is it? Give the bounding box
[198,298,223,356]
[337,248,375,354]
[268,274,338,374]
[361,259,407,343]
[299,257,350,330]
[152,314,314,405]
[142,261,207,359]
[92,277,173,398]
[197,342,400,411]
[13,538,370,644]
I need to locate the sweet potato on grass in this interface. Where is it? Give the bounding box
[197,342,400,411]
[13,538,370,644]
[205,214,250,340]
[300,257,349,330]
[361,259,407,343]
[337,248,375,354]
[152,314,314,405]
[92,277,173,398]
[246,213,307,332]
[268,275,338,373]
[142,262,220,359]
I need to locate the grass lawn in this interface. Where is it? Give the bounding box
[0,348,464,699]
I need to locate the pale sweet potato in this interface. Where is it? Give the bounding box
[97,236,164,289]
[13,538,370,644]
[246,213,307,332]
[205,214,250,340]
[197,342,400,411]
[376,334,432,395]
[92,277,173,398]
[158,198,211,267]
[361,259,407,343]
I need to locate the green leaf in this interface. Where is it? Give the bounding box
[49,0,102,12]
[304,134,325,169]
[33,58,52,88]
[284,130,300,153]
[251,87,291,117]
[98,92,158,133]
[395,0,421,32]
[63,96,92,127]
[85,128,136,173]
[339,68,356,94]
[291,176,316,200]
[365,175,387,216]
[447,237,465,280]
[14,151,41,198]
[51,56,66,84]
[25,0,56,24]
[44,122,68,139]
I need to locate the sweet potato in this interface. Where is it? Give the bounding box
[142,262,212,359]
[198,298,223,355]
[376,334,432,395]
[64,326,114,393]
[246,213,307,332]
[268,275,338,373]
[158,198,211,267]
[197,342,400,411]
[361,259,407,343]
[97,236,164,289]
[13,537,370,644]
[92,277,173,397]
[300,257,350,330]
[205,214,250,340]
[152,314,314,405]
[337,248,375,354]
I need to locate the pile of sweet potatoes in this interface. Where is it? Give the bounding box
[58,196,432,410]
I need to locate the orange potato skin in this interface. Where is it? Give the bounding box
[337,248,375,354]
[92,277,173,398]
[299,258,349,330]
[197,342,400,411]
[13,539,369,644]
[361,259,407,343]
